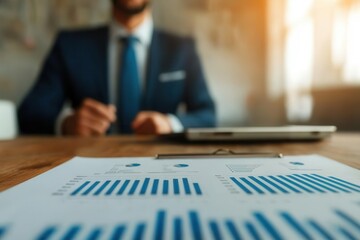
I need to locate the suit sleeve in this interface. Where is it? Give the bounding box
[18,33,69,135]
[176,40,217,128]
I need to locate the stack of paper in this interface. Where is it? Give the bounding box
[0,155,359,239]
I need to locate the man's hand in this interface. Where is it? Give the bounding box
[132,111,172,135]
[62,98,116,136]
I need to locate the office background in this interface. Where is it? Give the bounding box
[0,0,359,130]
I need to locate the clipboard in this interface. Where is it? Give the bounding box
[156,148,283,159]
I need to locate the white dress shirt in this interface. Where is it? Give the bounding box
[56,16,183,134]
[108,16,152,104]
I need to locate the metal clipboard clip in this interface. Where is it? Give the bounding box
[156,149,283,159]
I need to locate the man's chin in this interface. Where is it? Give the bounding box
[113,1,150,16]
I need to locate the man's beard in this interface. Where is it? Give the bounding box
[112,0,149,16]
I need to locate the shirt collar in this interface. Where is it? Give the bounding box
[110,15,153,46]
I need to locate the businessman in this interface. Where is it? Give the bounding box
[18,0,216,136]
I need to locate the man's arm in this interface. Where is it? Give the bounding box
[62,99,116,136]
[176,39,217,128]
[132,39,216,134]
[18,33,68,135]
[131,112,183,135]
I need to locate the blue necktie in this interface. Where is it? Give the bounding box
[117,36,141,133]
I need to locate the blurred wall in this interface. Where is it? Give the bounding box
[310,87,360,131]
[0,0,267,127]
[0,0,111,107]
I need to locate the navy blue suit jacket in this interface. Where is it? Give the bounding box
[18,26,216,134]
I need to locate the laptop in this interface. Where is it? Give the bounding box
[162,125,337,142]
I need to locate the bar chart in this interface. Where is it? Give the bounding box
[70,178,203,197]
[230,173,360,195]
[32,208,360,240]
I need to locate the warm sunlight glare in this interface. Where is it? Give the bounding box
[344,2,360,82]
[285,0,314,121]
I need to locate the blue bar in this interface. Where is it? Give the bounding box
[174,217,183,240]
[293,174,338,193]
[249,176,277,194]
[133,223,146,240]
[163,180,169,195]
[308,220,333,240]
[94,180,111,196]
[193,183,202,195]
[311,174,360,192]
[303,174,350,193]
[106,180,121,195]
[173,179,180,195]
[329,177,360,189]
[87,228,102,240]
[151,179,159,195]
[0,227,6,239]
[0,227,5,238]
[287,175,326,193]
[110,225,126,240]
[117,180,130,195]
[0,227,5,236]
[189,211,203,240]
[286,175,326,193]
[230,177,252,194]
[62,225,82,240]
[245,221,261,240]
[338,227,357,240]
[82,181,100,196]
[209,221,222,240]
[259,176,289,194]
[182,178,191,195]
[254,212,283,240]
[240,177,264,194]
[225,220,242,240]
[268,176,301,193]
[277,176,313,193]
[140,178,150,195]
[280,212,312,240]
[128,180,140,195]
[70,181,90,196]
[154,210,166,240]
[36,226,57,240]
[335,210,360,230]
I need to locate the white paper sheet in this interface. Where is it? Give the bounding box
[0,155,359,240]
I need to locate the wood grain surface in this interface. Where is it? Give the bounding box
[0,133,359,192]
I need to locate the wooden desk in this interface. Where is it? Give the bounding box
[0,133,359,192]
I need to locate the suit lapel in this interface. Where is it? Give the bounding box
[93,27,110,104]
[143,30,161,110]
